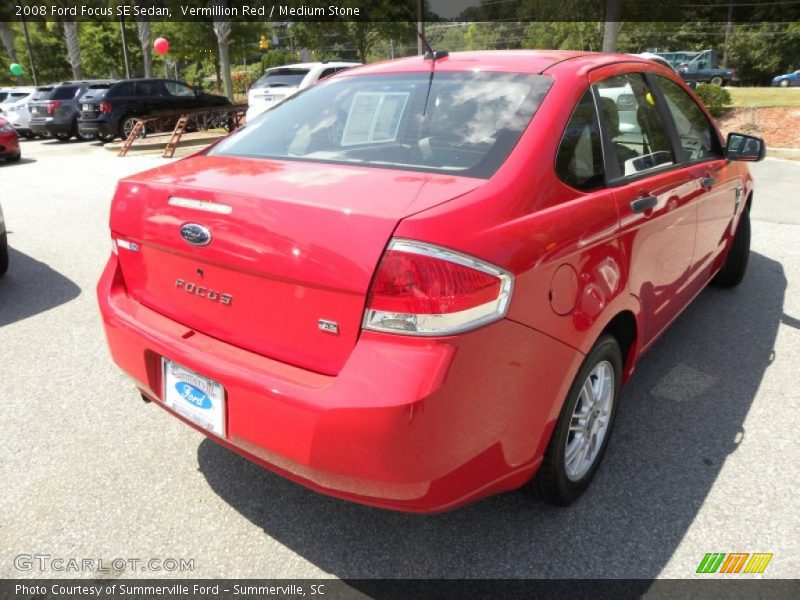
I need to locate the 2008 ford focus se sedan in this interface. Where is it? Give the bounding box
[98,51,764,511]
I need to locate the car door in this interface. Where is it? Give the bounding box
[135,80,168,114]
[591,69,699,349]
[164,80,199,110]
[651,75,741,282]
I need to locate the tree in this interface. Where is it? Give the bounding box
[132,1,153,77]
[602,0,622,53]
[63,22,82,80]
[211,0,233,100]
[0,21,23,84]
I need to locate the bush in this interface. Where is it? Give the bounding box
[695,83,733,117]
[260,51,292,72]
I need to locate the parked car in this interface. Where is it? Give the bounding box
[0,86,37,138]
[633,52,676,72]
[0,117,20,163]
[246,61,360,122]
[28,80,116,141]
[0,200,7,278]
[78,78,231,142]
[771,70,800,87]
[98,50,764,512]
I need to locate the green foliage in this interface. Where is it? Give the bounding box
[260,51,292,71]
[695,83,733,116]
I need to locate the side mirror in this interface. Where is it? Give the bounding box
[726,132,766,162]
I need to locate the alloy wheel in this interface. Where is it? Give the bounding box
[564,360,615,481]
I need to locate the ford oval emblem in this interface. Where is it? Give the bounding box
[175,382,213,410]
[180,223,211,246]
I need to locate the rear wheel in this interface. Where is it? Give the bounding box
[5,153,21,163]
[121,116,145,139]
[710,76,724,86]
[527,335,622,506]
[712,207,750,288]
[95,131,116,143]
[54,130,71,141]
[0,232,8,277]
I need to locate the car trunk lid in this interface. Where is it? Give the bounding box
[110,154,481,375]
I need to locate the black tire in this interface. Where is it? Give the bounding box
[0,232,8,277]
[712,207,750,288]
[710,76,724,86]
[780,79,790,88]
[527,335,623,506]
[54,130,71,141]
[5,153,21,163]
[95,131,116,143]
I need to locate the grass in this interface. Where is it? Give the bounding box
[728,87,800,108]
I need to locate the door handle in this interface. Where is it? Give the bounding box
[630,195,657,213]
[700,176,716,189]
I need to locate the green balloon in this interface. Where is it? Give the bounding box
[10,63,22,76]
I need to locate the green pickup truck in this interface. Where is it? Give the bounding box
[653,49,738,86]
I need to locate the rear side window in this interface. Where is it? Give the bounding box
[556,90,605,191]
[108,82,135,97]
[51,85,80,100]
[655,76,722,161]
[594,73,674,178]
[135,81,166,96]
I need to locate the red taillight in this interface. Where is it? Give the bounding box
[100,101,112,114]
[45,100,61,114]
[364,239,513,336]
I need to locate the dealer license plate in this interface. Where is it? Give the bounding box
[162,359,226,437]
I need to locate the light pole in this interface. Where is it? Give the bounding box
[119,15,132,78]
[21,16,38,86]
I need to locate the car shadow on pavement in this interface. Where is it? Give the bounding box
[0,246,81,327]
[197,251,785,578]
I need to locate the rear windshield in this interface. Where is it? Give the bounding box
[1,92,31,104]
[212,71,552,178]
[252,68,310,89]
[36,85,80,100]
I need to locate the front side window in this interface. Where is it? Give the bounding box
[211,71,552,179]
[594,73,674,178]
[655,76,722,162]
[555,89,604,191]
[165,81,194,96]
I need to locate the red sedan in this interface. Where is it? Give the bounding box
[0,117,21,163]
[98,51,764,511]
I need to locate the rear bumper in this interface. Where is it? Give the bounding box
[97,254,582,512]
[78,119,115,137]
[30,118,73,136]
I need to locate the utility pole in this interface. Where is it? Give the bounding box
[722,3,734,68]
[417,0,424,55]
[21,17,38,86]
[119,15,132,78]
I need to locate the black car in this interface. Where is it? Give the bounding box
[78,79,231,142]
[28,80,116,141]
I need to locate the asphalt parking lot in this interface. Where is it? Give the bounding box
[0,137,798,580]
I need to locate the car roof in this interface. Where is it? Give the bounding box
[343,50,658,77]
[265,62,360,71]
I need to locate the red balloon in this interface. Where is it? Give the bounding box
[154,37,169,55]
